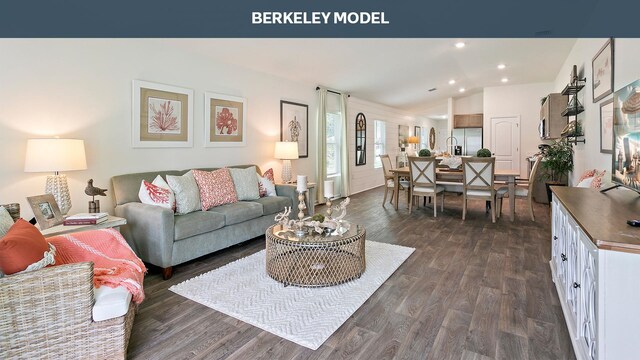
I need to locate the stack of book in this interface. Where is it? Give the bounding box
[63,212,109,226]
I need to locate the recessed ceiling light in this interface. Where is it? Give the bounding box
[459,87,466,93]
[497,64,506,70]
[501,77,509,83]
[449,79,456,85]
[455,42,466,49]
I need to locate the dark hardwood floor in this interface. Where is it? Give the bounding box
[128,187,575,360]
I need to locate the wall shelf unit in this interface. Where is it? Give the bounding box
[561,74,586,145]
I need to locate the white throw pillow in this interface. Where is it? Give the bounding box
[166,171,202,215]
[0,206,13,237]
[138,175,176,211]
[258,176,277,197]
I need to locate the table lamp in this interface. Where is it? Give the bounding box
[24,138,87,215]
[274,141,298,183]
[407,136,419,156]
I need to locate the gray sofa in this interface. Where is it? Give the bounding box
[111,165,314,279]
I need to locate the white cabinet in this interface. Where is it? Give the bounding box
[551,194,640,360]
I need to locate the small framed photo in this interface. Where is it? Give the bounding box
[27,194,63,230]
[132,80,194,148]
[204,92,247,147]
[592,38,614,103]
[280,101,309,158]
[600,98,614,153]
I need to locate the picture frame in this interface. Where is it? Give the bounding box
[398,125,410,148]
[592,38,614,103]
[204,92,247,147]
[280,101,309,158]
[132,80,194,148]
[600,97,614,154]
[27,194,63,230]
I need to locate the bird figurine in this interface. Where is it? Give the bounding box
[85,179,107,200]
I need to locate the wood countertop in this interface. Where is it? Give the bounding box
[552,186,640,253]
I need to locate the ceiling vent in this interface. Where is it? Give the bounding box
[428,87,437,92]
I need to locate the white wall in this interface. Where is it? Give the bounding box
[0,39,318,218]
[484,82,554,178]
[347,97,418,194]
[453,92,484,114]
[552,39,640,185]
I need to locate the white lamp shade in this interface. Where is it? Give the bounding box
[274,141,299,160]
[24,138,87,173]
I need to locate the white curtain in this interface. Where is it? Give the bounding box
[316,88,327,204]
[339,93,350,197]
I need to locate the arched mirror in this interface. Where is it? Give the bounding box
[355,113,366,166]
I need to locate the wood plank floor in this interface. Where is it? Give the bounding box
[128,187,575,360]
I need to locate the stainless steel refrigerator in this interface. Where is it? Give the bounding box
[451,128,483,156]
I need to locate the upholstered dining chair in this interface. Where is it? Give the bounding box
[462,157,497,223]
[496,155,541,221]
[408,156,445,216]
[380,154,410,207]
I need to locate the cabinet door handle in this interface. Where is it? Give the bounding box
[553,236,558,240]
[573,282,581,289]
[561,253,567,261]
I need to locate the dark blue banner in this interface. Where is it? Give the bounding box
[0,0,636,37]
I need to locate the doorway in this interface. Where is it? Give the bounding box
[490,116,521,172]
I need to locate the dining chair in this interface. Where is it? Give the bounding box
[408,156,445,216]
[462,157,497,223]
[380,154,410,207]
[496,155,541,221]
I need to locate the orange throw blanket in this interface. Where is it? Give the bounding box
[48,229,146,304]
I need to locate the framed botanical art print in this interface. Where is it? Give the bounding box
[27,194,63,230]
[280,101,308,158]
[600,98,614,153]
[592,38,614,103]
[132,80,193,148]
[204,92,247,147]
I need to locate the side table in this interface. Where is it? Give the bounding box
[39,216,127,238]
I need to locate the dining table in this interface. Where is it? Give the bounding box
[389,166,521,221]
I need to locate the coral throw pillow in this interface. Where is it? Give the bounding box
[192,169,238,210]
[138,175,176,211]
[263,168,275,182]
[0,219,50,275]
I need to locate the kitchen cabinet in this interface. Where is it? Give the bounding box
[550,187,640,360]
[540,93,568,139]
[453,113,483,128]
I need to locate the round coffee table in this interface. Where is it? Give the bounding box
[265,223,366,287]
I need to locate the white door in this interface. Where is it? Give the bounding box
[490,117,520,172]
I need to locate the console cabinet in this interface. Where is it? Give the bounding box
[550,188,640,360]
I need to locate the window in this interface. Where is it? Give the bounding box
[420,127,429,151]
[374,120,386,168]
[326,112,342,176]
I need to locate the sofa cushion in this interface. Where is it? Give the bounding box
[207,202,263,226]
[174,211,226,241]
[250,196,291,216]
[92,286,132,322]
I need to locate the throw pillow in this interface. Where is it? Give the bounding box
[0,206,14,237]
[258,175,277,197]
[0,219,52,275]
[577,169,597,184]
[229,167,260,201]
[576,177,594,188]
[167,171,202,215]
[138,175,176,211]
[591,170,606,189]
[263,168,275,182]
[192,169,238,210]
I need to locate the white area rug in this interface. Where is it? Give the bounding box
[169,240,414,350]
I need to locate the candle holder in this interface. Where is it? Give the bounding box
[325,197,333,219]
[295,190,307,237]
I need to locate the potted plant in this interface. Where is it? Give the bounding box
[476,148,492,157]
[418,149,431,157]
[540,139,574,202]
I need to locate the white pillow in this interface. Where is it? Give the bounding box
[258,176,277,197]
[138,175,176,211]
[576,177,594,188]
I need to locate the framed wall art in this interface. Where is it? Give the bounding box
[398,125,410,148]
[27,194,63,230]
[204,92,247,147]
[600,97,614,153]
[280,101,309,158]
[592,38,614,103]
[132,80,193,148]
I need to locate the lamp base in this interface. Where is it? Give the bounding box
[282,159,292,183]
[45,174,71,215]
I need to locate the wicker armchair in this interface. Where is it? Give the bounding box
[0,262,135,359]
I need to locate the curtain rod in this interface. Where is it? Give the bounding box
[315,86,350,97]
